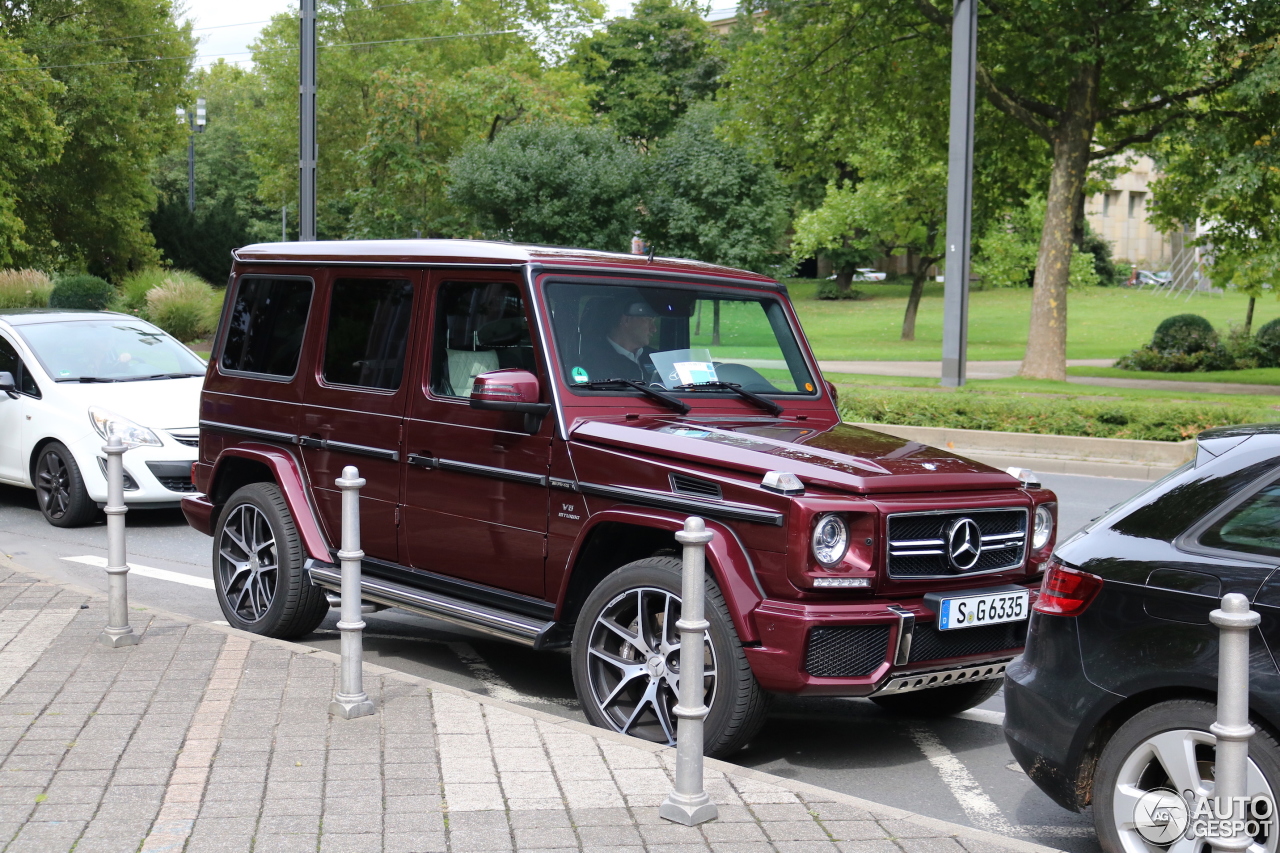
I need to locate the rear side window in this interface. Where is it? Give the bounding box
[1199,481,1280,559]
[220,277,312,377]
[322,278,414,391]
[430,281,534,398]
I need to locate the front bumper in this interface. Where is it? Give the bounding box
[743,581,1036,695]
[67,430,198,505]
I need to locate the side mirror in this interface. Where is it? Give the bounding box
[0,371,15,399]
[824,379,839,406]
[469,369,552,434]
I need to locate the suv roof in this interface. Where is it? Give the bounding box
[232,239,780,286]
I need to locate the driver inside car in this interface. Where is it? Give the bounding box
[581,296,659,383]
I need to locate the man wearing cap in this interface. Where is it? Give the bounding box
[583,296,659,382]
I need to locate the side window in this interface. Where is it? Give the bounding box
[0,336,39,397]
[322,278,414,391]
[430,281,533,398]
[1199,481,1280,559]
[220,277,312,378]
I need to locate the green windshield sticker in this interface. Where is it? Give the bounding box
[571,366,589,383]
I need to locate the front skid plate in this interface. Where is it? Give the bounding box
[871,659,1013,696]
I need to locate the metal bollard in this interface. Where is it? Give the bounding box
[1210,593,1261,853]
[98,437,138,648]
[329,466,375,719]
[660,516,718,826]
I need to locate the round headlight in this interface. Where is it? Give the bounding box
[811,513,850,567]
[1032,504,1055,550]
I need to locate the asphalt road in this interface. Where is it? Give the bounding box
[0,471,1149,852]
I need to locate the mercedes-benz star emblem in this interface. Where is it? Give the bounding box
[946,518,983,571]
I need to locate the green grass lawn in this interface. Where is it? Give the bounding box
[1067,365,1280,386]
[787,278,1274,362]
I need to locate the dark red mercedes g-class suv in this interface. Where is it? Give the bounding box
[183,239,1057,755]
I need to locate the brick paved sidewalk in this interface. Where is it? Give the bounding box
[0,558,1057,853]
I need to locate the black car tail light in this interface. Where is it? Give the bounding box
[1033,561,1103,616]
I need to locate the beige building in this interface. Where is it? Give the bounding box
[1083,155,1175,269]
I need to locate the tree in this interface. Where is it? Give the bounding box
[151,61,281,280]
[568,0,724,143]
[1149,40,1280,336]
[641,102,789,273]
[735,0,1280,380]
[244,0,601,241]
[2,0,195,279]
[0,37,63,267]
[448,121,643,251]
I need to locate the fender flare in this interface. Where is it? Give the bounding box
[209,443,331,562]
[556,507,764,644]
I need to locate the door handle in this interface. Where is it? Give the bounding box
[407,453,436,469]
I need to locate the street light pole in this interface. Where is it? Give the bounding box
[941,0,977,387]
[299,0,317,242]
[181,98,207,214]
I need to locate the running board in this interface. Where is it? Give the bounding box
[306,563,558,649]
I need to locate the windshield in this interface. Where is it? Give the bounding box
[18,320,206,382]
[545,282,815,395]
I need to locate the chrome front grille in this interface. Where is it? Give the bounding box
[886,508,1027,578]
[168,429,200,448]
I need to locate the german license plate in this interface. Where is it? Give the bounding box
[937,589,1029,630]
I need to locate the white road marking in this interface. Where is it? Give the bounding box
[910,724,1018,834]
[957,708,1005,726]
[63,555,214,589]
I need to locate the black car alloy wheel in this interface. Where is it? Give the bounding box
[36,449,73,520]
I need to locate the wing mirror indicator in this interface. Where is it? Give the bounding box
[1033,561,1103,617]
[469,369,551,434]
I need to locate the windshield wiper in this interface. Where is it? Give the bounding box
[575,379,690,415]
[142,372,204,380]
[675,381,783,417]
[54,376,120,383]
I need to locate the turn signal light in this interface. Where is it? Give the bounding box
[1033,561,1103,617]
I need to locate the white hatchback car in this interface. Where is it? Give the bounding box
[0,309,205,527]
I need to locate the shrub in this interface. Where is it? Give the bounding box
[117,269,210,317]
[837,388,1267,442]
[1256,318,1280,367]
[145,277,221,342]
[0,269,54,308]
[1115,345,1236,373]
[1152,314,1217,354]
[48,274,115,311]
[816,280,867,300]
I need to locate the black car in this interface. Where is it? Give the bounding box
[1005,425,1280,853]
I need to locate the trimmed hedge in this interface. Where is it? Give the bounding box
[837,388,1272,442]
[49,274,114,310]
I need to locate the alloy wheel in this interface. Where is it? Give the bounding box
[216,503,279,623]
[585,586,717,745]
[36,450,71,520]
[1111,727,1277,853]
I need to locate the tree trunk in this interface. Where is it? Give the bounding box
[1246,296,1256,335]
[1020,66,1099,381]
[694,300,703,336]
[833,264,855,297]
[901,270,927,341]
[712,300,721,346]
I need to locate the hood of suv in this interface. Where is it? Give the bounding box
[571,418,1016,494]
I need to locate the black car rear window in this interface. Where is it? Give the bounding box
[220,277,312,378]
[1199,481,1280,559]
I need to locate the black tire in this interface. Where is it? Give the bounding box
[571,556,769,758]
[1093,699,1280,853]
[870,678,1002,717]
[212,483,328,639]
[34,441,98,528]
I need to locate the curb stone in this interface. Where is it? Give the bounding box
[0,550,1069,853]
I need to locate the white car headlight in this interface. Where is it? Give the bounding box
[812,513,850,567]
[1032,504,1055,550]
[89,406,162,448]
